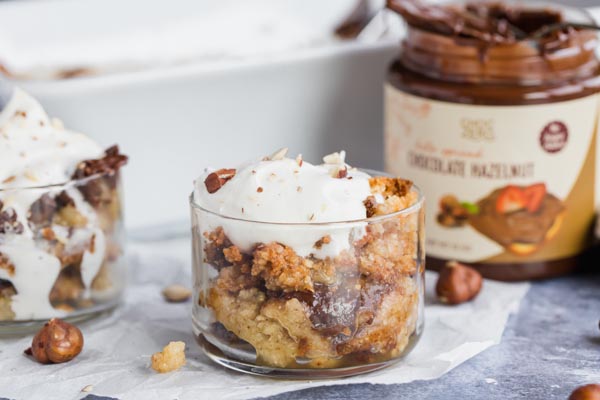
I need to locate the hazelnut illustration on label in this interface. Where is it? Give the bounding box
[436,183,565,256]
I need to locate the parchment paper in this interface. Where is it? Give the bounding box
[0,237,529,400]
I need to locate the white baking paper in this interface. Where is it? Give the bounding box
[0,237,529,400]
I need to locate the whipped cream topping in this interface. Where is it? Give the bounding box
[0,88,104,189]
[194,149,373,258]
[0,87,107,320]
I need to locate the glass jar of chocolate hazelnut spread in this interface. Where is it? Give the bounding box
[385,0,600,280]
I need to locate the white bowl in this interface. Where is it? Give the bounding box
[18,43,398,229]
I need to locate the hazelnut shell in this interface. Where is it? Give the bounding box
[27,318,84,364]
[436,261,483,305]
[569,384,600,400]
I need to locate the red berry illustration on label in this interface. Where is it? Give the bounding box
[495,186,526,214]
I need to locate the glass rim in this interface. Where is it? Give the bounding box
[0,171,116,193]
[189,168,425,227]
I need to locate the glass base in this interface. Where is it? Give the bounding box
[197,332,421,379]
[0,300,119,337]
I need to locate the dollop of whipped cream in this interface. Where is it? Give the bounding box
[194,149,373,258]
[0,88,104,189]
[195,149,372,223]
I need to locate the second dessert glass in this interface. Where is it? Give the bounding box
[0,169,127,333]
[191,173,424,378]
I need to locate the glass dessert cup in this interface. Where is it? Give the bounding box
[0,172,127,334]
[191,177,425,378]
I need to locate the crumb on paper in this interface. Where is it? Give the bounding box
[81,385,93,393]
[151,341,186,373]
[162,284,192,303]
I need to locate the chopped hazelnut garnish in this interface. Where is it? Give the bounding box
[314,235,332,249]
[24,171,37,181]
[297,186,303,192]
[51,118,64,130]
[204,168,236,194]
[257,187,264,193]
[336,167,348,179]
[363,196,377,218]
[296,154,303,167]
[41,227,56,241]
[268,147,289,161]
[2,176,15,184]
[323,151,346,165]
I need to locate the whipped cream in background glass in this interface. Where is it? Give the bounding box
[0,87,114,321]
[194,149,377,258]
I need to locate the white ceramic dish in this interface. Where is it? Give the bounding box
[9,2,597,229]
[18,43,398,229]
[0,0,399,229]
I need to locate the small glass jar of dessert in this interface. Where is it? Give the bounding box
[190,149,424,378]
[0,87,127,333]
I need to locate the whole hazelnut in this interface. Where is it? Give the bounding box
[436,261,483,305]
[439,194,461,213]
[25,318,84,364]
[569,384,600,400]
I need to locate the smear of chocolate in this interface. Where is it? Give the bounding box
[387,0,569,46]
[273,276,361,338]
[72,146,127,206]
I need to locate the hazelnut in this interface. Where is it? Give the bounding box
[436,261,483,305]
[268,147,289,161]
[451,206,469,220]
[25,318,83,364]
[162,284,192,303]
[439,194,461,213]
[336,167,348,179]
[569,384,600,400]
[204,168,236,194]
[437,212,458,227]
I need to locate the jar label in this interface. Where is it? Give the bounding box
[385,85,599,263]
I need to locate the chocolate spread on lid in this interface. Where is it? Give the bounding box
[385,1,600,281]
[387,0,566,44]
[387,0,600,97]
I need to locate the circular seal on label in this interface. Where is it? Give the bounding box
[540,121,568,153]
